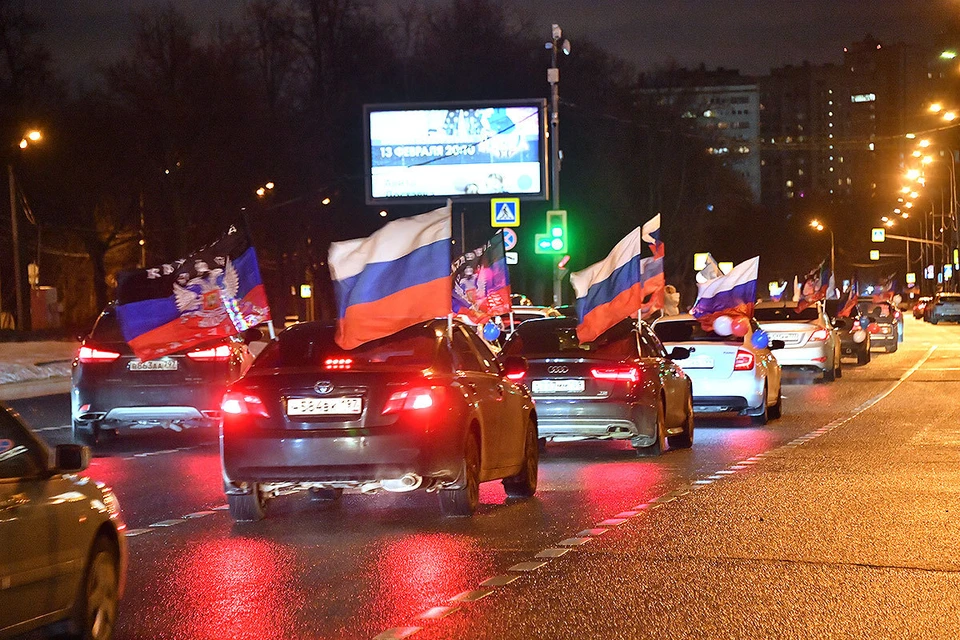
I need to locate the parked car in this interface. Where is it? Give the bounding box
[913,296,931,319]
[926,292,960,324]
[754,300,842,381]
[825,300,871,364]
[220,319,538,520]
[71,303,258,445]
[652,314,784,424]
[0,405,127,639]
[499,316,694,456]
[857,300,901,352]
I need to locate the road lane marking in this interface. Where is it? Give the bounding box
[450,589,494,603]
[373,627,421,640]
[479,575,519,587]
[507,561,548,572]
[34,425,70,433]
[535,548,570,559]
[418,607,457,620]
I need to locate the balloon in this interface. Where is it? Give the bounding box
[731,316,750,337]
[713,315,733,336]
[482,322,501,342]
[751,329,770,350]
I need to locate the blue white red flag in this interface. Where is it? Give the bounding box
[837,276,859,317]
[329,202,452,350]
[452,230,512,324]
[796,261,831,312]
[871,273,896,302]
[570,214,664,343]
[115,225,271,361]
[690,256,759,330]
[695,252,722,284]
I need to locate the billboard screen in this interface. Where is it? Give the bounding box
[364,99,548,204]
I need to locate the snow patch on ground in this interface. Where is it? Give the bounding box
[0,341,77,384]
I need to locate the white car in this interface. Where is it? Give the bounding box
[653,314,783,424]
[754,300,841,382]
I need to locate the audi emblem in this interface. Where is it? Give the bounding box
[547,365,569,375]
[314,381,334,395]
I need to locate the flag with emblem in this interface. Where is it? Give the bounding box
[452,231,512,324]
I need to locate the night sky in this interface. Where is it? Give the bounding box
[33,0,949,85]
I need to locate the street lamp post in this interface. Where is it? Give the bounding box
[546,25,570,307]
[810,219,835,281]
[6,130,41,330]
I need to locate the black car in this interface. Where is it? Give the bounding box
[499,317,694,456]
[825,300,871,365]
[220,319,538,521]
[71,304,256,445]
[857,300,901,352]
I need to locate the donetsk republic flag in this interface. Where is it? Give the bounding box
[115,225,271,361]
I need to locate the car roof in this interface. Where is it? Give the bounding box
[651,313,696,323]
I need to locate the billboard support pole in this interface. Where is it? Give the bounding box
[548,24,567,307]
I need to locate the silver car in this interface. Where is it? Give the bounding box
[754,301,841,381]
[0,405,127,639]
[653,314,784,424]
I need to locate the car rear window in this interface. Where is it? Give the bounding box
[653,320,730,343]
[89,308,125,342]
[252,323,440,369]
[857,301,893,318]
[755,306,819,321]
[501,320,637,359]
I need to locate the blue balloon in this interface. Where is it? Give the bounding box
[482,322,501,342]
[751,329,770,350]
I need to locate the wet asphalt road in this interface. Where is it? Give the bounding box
[16,316,960,639]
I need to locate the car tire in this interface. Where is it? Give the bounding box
[857,347,869,365]
[228,484,267,521]
[439,431,481,516]
[309,488,343,502]
[636,399,667,457]
[537,437,547,453]
[72,420,99,447]
[930,317,939,325]
[886,341,898,353]
[667,389,694,449]
[69,534,120,640]
[823,366,835,382]
[503,416,539,498]
[768,388,783,420]
[752,384,770,425]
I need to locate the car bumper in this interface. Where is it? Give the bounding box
[530,397,657,442]
[687,374,764,412]
[869,331,897,346]
[71,382,227,426]
[772,344,831,371]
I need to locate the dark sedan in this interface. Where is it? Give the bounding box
[220,319,538,520]
[857,300,901,352]
[71,304,256,445]
[499,317,694,456]
[825,300,871,365]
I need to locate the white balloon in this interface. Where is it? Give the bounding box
[713,315,734,336]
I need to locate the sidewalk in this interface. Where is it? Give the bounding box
[0,340,75,401]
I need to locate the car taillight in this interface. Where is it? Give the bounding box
[505,371,525,381]
[734,349,755,371]
[382,387,445,415]
[590,366,640,383]
[809,329,829,342]
[221,391,269,417]
[187,344,232,362]
[325,358,353,370]
[78,346,121,363]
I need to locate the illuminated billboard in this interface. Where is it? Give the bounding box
[364,100,548,204]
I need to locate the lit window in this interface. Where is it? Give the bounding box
[786,180,794,187]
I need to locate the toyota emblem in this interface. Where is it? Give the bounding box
[547,365,569,375]
[314,381,334,395]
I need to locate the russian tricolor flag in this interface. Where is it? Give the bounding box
[690,256,759,330]
[329,203,452,350]
[570,215,664,344]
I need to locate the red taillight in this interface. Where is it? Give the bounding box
[505,371,525,381]
[809,329,829,342]
[187,344,232,362]
[590,366,640,383]
[734,349,755,371]
[221,391,269,417]
[382,387,444,415]
[78,346,121,363]
[325,358,353,370]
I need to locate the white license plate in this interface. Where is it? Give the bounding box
[767,332,793,341]
[128,358,178,371]
[287,397,362,416]
[683,355,715,369]
[531,379,585,394]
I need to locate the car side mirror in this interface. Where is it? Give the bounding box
[770,340,786,350]
[668,346,690,360]
[501,355,528,380]
[54,444,90,473]
[242,327,263,344]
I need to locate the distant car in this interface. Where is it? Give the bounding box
[825,301,872,365]
[220,319,538,520]
[652,314,783,424]
[71,303,258,445]
[499,316,694,456]
[754,300,841,381]
[498,306,562,333]
[857,300,901,352]
[0,405,127,639]
[914,296,931,319]
[927,292,960,324]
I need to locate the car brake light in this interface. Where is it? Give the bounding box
[382,387,445,415]
[78,346,121,363]
[809,329,829,342]
[734,349,755,371]
[505,371,525,381]
[221,391,269,417]
[187,344,232,362]
[325,358,353,370]
[590,366,640,383]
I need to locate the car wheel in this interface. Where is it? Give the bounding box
[752,384,770,425]
[886,341,898,353]
[636,398,667,457]
[309,488,343,502]
[822,366,835,382]
[228,483,267,521]
[857,347,869,365]
[70,535,119,640]
[930,317,939,325]
[667,388,694,449]
[439,431,480,516]
[538,437,547,453]
[503,416,539,498]
[768,386,783,420]
[72,420,99,447]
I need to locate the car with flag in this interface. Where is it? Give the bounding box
[219,318,538,520]
[754,300,842,381]
[856,300,901,352]
[499,316,694,455]
[825,300,871,364]
[652,314,783,424]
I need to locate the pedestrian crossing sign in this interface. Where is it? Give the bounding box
[491,198,520,228]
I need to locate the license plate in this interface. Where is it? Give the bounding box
[287,397,362,416]
[683,355,714,369]
[767,332,793,341]
[128,358,178,371]
[531,379,585,394]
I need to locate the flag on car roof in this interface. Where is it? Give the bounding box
[690,256,759,331]
[695,252,722,284]
[837,276,859,317]
[570,214,664,343]
[796,261,831,312]
[329,202,452,350]
[452,230,512,324]
[115,225,271,361]
[871,273,896,302]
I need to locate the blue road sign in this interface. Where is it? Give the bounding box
[491,198,520,227]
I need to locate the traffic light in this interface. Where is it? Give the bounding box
[535,210,568,254]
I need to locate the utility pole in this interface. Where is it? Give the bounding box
[8,164,24,330]
[548,24,570,307]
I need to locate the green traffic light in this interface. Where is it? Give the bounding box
[551,238,564,251]
[551,227,563,237]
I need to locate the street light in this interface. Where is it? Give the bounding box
[810,219,835,278]
[545,23,571,307]
[7,129,43,330]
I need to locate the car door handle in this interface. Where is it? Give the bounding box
[0,494,28,512]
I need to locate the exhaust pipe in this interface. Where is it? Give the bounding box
[380,474,423,493]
